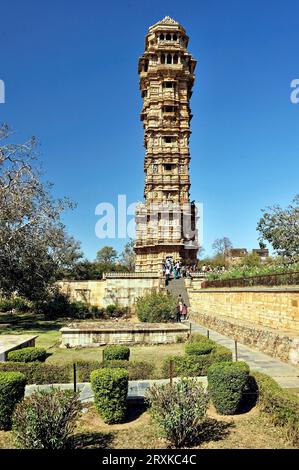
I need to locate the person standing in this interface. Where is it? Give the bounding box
[182,303,188,321]
[165,266,170,287]
[176,303,181,322]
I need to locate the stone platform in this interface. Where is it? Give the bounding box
[60,322,189,348]
[0,334,38,361]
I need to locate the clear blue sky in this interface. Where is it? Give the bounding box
[1,0,298,260]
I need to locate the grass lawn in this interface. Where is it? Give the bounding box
[0,404,295,449]
[0,312,185,372]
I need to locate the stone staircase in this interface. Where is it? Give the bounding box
[166,277,190,306]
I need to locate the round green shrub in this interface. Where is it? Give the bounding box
[185,341,215,356]
[7,347,47,363]
[136,290,176,322]
[12,388,82,449]
[90,368,129,424]
[103,345,130,361]
[0,371,26,430]
[208,361,250,415]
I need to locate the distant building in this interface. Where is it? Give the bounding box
[226,248,248,265]
[226,248,269,265]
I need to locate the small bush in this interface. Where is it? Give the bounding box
[12,388,82,449]
[210,345,233,362]
[185,341,215,356]
[91,368,129,424]
[0,371,26,430]
[253,371,299,445]
[188,333,211,343]
[208,361,250,415]
[103,345,130,361]
[0,297,30,313]
[136,290,176,323]
[0,362,71,384]
[161,343,232,379]
[146,378,209,447]
[175,334,186,343]
[7,347,47,363]
[106,304,117,315]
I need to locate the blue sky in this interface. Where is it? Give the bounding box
[1,0,298,260]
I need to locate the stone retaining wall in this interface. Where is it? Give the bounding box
[188,288,299,331]
[189,310,299,365]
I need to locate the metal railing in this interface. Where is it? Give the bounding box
[201,271,299,288]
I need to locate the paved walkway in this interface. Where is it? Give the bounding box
[25,377,207,403]
[190,321,299,390]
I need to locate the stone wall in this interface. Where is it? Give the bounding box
[57,273,161,310]
[188,288,299,331]
[60,322,189,347]
[58,280,106,307]
[188,287,299,365]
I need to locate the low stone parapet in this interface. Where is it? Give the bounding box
[60,322,189,348]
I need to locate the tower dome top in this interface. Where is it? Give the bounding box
[149,16,185,33]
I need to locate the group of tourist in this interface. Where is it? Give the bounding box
[176,294,188,322]
[162,257,199,286]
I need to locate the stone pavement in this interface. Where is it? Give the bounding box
[25,377,207,403]
[189,321,299,390]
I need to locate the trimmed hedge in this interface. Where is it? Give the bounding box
[208,361,250,415]
[91,368,129,424]
[253,371,299,445]
[103,345,130,361]
[162,344,232,378]
[0,362,71,384]
[185,341,215,356]
[75,361,102,383]
[104,360,155,380]
[7,347,47,363]
[0,371,26,430]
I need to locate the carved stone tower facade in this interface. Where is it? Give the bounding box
[135,17,199,272]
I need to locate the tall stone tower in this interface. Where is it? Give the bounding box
[135,16,199,272]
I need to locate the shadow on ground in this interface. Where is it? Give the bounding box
[0,312,64,334]
[72,431,114,449]
[196,418,233,445]
[123,403,147,424]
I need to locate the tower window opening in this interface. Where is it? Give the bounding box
[173,54,178,64]
[161,54,165,64]
[144,61,148,72]
[173,34,177,41]
[163,81,174,88]
[163,106,175,113]
[142,90,147,98]
[166,33,171,41]
[164,136,173,143]
[164,164,173,171]
[160,33,164,40]
[167,53,172,64]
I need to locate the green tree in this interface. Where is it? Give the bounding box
[96,246,118,265]
[257,195,299,260]
[119,239,135,271]
[0,124,82,301]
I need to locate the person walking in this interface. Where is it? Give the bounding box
[165,266,170,287]
[176,303,181,322]
[182,303,188,321]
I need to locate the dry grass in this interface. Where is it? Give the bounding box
[0,403,295,449]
